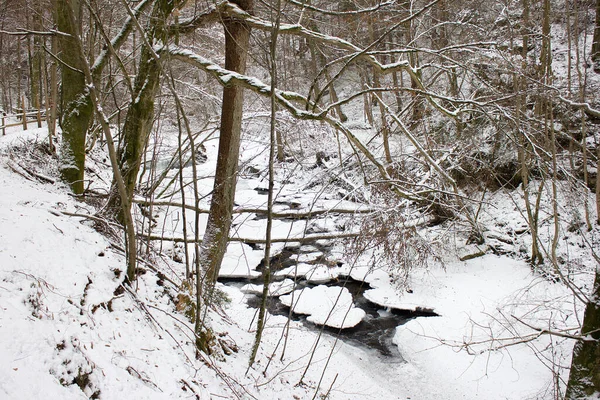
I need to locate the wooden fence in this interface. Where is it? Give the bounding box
[1,108,47,136]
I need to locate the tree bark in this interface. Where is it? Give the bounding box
[566,272,600,398]
[54,0,151,196]
[201,0,253,292]
[55,0,93,194]
[104,0,175,221]
[596,144,600,224]
[592,0,600,72]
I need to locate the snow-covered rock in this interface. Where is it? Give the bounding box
[280,285,365,328]
[240,278,295,296]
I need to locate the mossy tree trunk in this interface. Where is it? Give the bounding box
[55,0,93,194]
[200,0,253,291]
[592,0,600,72]
[566,271,600,398]
[29,2,44,118]
[54,0,151,196]
[104,0,176,222]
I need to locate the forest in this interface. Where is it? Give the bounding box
[1,0,600,398]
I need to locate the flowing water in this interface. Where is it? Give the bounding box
[220,241,437,357]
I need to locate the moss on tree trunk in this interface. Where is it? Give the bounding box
[104,0,175,222]
[566,271,600,398]
[55,0,93,194]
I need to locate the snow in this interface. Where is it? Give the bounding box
[276,263,341,283]
[0,91,593,399]
[241,278,295,296]
[280,285,366,329]
[218,242,262,278]
[392,258,571,399]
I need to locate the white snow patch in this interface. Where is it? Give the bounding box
[280,285,365,328]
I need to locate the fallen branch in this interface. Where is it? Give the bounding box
[6,160,34,181]
[133,198,375,219]
[139,231,359,245]
[51,209,123,230]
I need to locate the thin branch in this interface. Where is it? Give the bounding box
[512,315,597,342]
[286,0,395,16]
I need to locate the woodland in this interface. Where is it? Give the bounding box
[1,0,600,399]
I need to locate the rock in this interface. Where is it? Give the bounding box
[457,244,489,261]
[487,240,515,255]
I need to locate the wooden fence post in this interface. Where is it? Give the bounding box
[36,97,42,128]
[21,96,27,131]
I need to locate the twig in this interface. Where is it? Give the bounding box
[511,315,595,342]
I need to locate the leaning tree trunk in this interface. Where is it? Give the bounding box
[54,0,149,194]
[200,0,253,292]
[104,0,175,222]
[566,270,600,398]
[55,0,93,194]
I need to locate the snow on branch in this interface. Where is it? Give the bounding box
[163,44,315,118]
[163,44,418,201]
[285,0,396,16]
[172,1,463,118]
[174,1,415,75]
[212,1,461,117]
[558,96,600,119]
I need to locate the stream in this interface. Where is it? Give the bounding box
[220,240,437,357]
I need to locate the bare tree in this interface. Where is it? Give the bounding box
[55,0,93,194]
[199,0,254,293]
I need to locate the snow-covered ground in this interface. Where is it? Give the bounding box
[0,120,592,400]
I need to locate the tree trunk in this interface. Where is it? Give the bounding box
[104,0,175,221]
[566,271,600,398]
[596,144,600,224]
[592,0,600,72]
[29,3,43,115]
[55,0,93,194]
[55,0,150,196]
[48,33,58,153]
[201,0,253,291]
[360,67,374,125]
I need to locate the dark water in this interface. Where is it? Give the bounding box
[220,189,439,357]
[220,241,437,356]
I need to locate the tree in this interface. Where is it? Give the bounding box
[104,0,179,222]
[199,0,254,292]
[592,0,600,72]
[55,0,93,194]
[53,0,150,194]
[566,271,600,398]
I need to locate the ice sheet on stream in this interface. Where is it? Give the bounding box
[276,263,342,283]
[240,279,295,296]
[280,285,366,329]
[218,242,262,278]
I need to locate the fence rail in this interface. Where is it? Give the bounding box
[1,108,47,135]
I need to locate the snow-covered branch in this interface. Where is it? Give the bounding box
[558,96,600,119]
[163,44,419,201]
[285,0,396,16]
